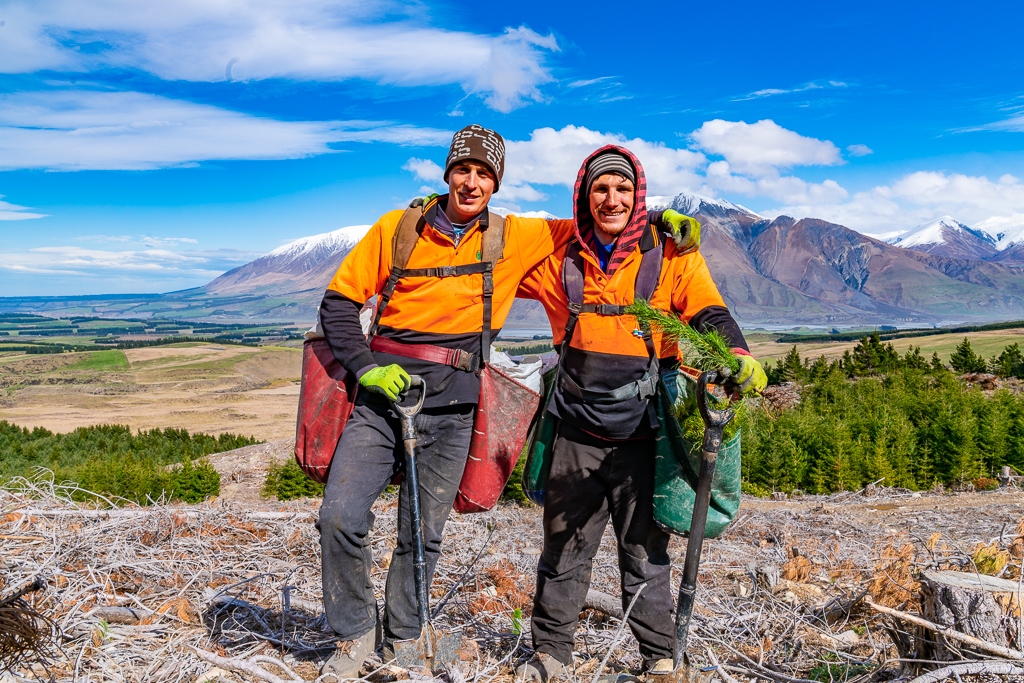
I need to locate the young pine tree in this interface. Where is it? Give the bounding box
[949,337,987,374]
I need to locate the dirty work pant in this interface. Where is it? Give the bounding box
[317,394,474,643]
[531,421,673,668]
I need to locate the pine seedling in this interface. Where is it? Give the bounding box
[626,299,740,374]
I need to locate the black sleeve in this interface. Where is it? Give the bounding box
[648,209,666,232]
[320,290,377,377]
[688,305,749,353]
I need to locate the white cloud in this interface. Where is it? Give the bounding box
[0,90,451,171]
[704,161,848,205]
[690,119,843,177]
[0,195,48,220]
[764,171,1024,235]
[498,125,706,200]
[403,158,444,182]
[847,144,873,157]
[2,1,558,112]
[685,120,848,204]
[1,245,261,278]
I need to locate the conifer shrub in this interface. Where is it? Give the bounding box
[262,458,325,500]
[0,422,255,505]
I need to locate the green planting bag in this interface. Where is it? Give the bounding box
[523,367,741,539]
[653,374,741,538]
[522,366,558,506]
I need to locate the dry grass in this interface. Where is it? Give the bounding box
[0,343,302,441]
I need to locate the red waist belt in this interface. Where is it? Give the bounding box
[369,336,480,372]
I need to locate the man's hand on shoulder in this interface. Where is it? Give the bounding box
[409,193,440,209]
[658,209,700,254]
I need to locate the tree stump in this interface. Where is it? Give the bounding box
[920,570,1022,660]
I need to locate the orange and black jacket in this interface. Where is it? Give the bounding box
[320,196,574,409]
[517,145,747,439]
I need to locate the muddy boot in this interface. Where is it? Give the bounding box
[645,659,674,677]
[516,653,568,683]
[322,628,379,679]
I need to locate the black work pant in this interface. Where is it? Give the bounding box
[317,395,474,643]
[530,421,674,668]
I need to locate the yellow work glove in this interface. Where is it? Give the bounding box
[728,352,767,396]
[359,364,411,401]
[662,209,701,254]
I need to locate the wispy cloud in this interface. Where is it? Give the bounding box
[846,144,874,157]
[1,245,262,278]
[2,1,559,112]
[567,76,615,88]
[735,80,849,101]
[0,90,452,171]
[0,195,48,220]
[76,234,200,247]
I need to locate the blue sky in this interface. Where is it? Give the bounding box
[2,0,1023,296]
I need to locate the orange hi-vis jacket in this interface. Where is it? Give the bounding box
[517,224,728,438]
[515,143,742,439]
[323,196,574,409]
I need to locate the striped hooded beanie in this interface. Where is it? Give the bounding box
[572,144,648,276]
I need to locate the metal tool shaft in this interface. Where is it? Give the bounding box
[673,371,734,672]
[392,377,432,658]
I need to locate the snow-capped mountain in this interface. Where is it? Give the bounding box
[648,190,764,219]
[886,216,997,260]
[204,224,371,295]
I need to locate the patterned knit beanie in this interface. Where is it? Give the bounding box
[444,124,506,190]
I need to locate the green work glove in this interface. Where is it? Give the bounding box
[409,193,440,208]
[728,352,767,396]
[359,364,411,401]
[661,209,701,254]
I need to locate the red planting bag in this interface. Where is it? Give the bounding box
[453,363,542,513]
[294,338,357,484]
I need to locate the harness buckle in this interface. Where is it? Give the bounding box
[454,350,480,373]
[437,266,457,277]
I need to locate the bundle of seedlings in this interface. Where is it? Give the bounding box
[627,299,750,439]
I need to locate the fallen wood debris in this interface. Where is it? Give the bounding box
[909,660,1024,683]
[4,471,1024,681]
[866,599,1024,661]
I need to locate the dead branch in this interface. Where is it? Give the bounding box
[190,646,302,683]
[583,589,623,619]
[909,660,1024,683]
[866,599,1024,661]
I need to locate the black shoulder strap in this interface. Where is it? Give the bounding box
[479,211,506,364]
[368,205,425,339]
[556,236,666,404]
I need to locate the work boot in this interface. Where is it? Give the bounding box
[322,628,379,679]
[645,659,674,677]
[516,653,567,683]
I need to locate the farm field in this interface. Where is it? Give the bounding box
[0,342,302,441]
[748,327,1024,365]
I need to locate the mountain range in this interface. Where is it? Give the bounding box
[193,194,1024,327]
[7,195,1024,328]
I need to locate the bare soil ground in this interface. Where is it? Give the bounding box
[0,344,302,441]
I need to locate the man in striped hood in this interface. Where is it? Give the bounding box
[515,146,766,680]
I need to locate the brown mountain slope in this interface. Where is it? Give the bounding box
[750,218,1024,320]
